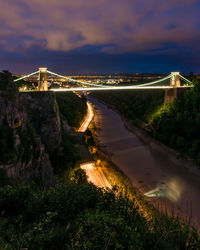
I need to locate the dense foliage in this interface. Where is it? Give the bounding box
[49,133,81,175]
[91,89,164,123]
[0,183,199,249]
[150,84,200,164]
[55,92,87,129]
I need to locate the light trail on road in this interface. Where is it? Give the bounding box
[78,101,94,132]
[80,162,111,189]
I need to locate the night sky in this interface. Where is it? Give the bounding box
[0,0,200,74]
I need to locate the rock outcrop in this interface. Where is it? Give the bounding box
[21,92,61,153]
[0,73,56,187]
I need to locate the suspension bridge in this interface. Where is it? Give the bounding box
[14,67,193,104]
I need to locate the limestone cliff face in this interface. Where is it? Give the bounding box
[0,78,58,187]
[0,80,27,128]
[21,92,61,153]
[4,136,54,188]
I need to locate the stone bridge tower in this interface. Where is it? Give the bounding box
[164,72,180,104]
[38,68,48,91]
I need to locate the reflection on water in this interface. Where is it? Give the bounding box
[144,178,183,202]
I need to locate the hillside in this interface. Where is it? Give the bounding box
[0,71,88,184]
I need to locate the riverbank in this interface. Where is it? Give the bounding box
[123,115,200,178]
[90,86,200,168]
[88,96,200,230]
[90,95,200,183]
[91,95,200,177]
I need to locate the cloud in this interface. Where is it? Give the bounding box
[0,0,199,55]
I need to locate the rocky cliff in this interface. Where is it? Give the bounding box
[21,92,61,154]
[0,72,58,187]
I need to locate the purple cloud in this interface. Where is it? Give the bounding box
[0,0,200,73]
[0,0,199,54]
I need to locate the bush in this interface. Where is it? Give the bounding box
[0,183,199,249]
[150,84,200,163]
[0,169,10,187]
[49,133,80,175]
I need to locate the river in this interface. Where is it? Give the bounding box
[88,96,200,229]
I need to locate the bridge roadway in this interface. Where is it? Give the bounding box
[88,96,200,229]
[20,85,191,93]
[51,86,173,91]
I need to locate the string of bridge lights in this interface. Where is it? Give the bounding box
[14,69,192,91]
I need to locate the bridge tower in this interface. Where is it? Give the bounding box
[38,68,48,91]
[164,72,180,104]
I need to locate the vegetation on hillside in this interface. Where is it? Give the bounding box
[0,182,199,249]
[150,84,200,165]
[49,133,81,175]
[48,93,88,176]
[55,92,87,129]
[91,89,164,123]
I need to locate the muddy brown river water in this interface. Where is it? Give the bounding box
[88,96,200,229]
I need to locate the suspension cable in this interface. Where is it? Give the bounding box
[47,70,108,88]
[47,70,171,88]
[179,75,193,85]
[133,75,171,87]
[14,71,39,82]
[13,69,192,90]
